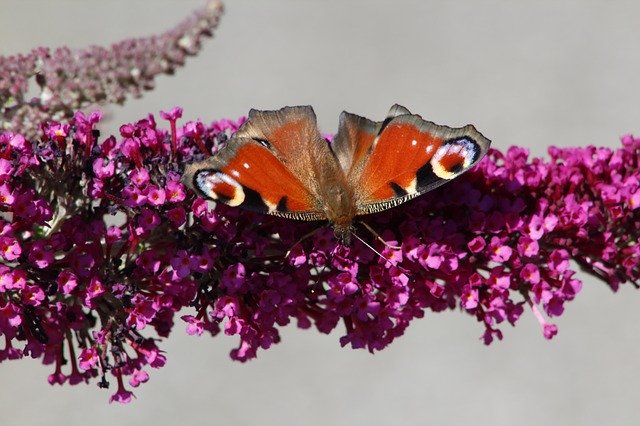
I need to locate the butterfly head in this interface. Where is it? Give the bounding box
[332,223,354,246]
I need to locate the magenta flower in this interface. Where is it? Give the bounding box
[146,186,166,206]
[0,106,639,403]
[182,315,205,336]
[0,237,21,261]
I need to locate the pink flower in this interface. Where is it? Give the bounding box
[83,276,105,308]
[423,244,444,269]
[124,186,148,207]
[0,237,21,261]
[129,168,150,187]
[78,347,99,370]
[92,158,115,178]
[160,106,183,121]
[127,295,157,330]
[136,250,161,274]
[57,271,78,294]
[4,97,640,402]
[129,370,149,388]
[0,269,26,291]
[181,315,204,336]
[145,186,166,206]
[221,263,246,293]
[22,285,45,306]
[165,180,186,203]
[520,263,541,284]
[109,387,134,404]
[489,236,512,262]
[0,184,15,205]
[518,237,539,257]
[467,236,486,253]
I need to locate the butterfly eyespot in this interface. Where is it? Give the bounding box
[195,170,246,207]
[431,138,478,179]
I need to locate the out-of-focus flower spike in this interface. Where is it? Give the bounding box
[0,1,224,139]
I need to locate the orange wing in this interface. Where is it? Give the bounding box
[331,104,491,215]
[183,106,333,221]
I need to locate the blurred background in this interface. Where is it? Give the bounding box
[1,1,640,425]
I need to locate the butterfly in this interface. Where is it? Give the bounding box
[183,104,491,245]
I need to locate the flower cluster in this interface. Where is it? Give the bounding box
[0,0,223,139]
[0,108,638,403]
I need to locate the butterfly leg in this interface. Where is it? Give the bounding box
[356,220,401,250]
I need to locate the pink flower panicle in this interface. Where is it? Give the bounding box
[0,1,223,139]
[0,108,638,403]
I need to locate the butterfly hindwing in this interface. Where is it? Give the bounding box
[331,112,380,174]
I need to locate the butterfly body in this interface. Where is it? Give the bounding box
[183,105,491,245]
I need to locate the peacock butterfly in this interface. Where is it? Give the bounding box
[183,104,491,245]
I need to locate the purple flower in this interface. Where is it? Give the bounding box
[0,237,21,261]
[165,179,186,203]
[182,315,205,336]
[221,263,246,293]
[160,107,184,122]
[171,250,194,279]
[129,168,150,188]
[129,370,149,388]
[0,184,15,205]
[28,240,54,269]
[2,104,640,403]
[78,347,99,371]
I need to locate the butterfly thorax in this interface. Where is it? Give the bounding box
[317,174,356,246]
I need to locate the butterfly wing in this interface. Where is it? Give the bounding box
[183,106,338,221]
[331,104,491,215]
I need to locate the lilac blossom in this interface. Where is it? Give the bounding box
[0,108,638,403]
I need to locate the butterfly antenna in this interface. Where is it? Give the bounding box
[309,245,335,291]
[350,231,398,267]
[357,221,401,250]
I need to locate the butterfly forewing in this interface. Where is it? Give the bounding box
[183,106,345,221]
[185,137,325,219]
[332,106,491,215]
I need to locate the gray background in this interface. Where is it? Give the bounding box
[1,1,640,425]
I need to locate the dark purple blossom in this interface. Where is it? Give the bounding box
[0,107,638,403]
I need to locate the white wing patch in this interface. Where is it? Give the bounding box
[431,138,477,180]
[195,171,246,207]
